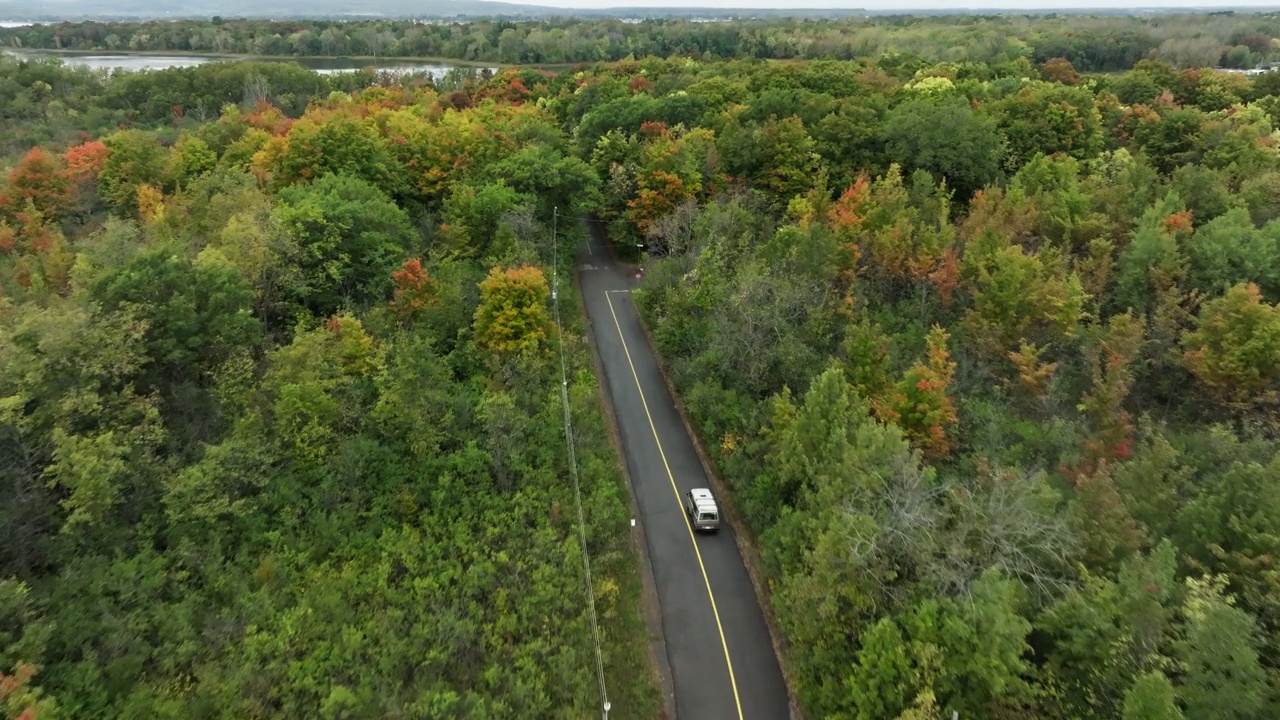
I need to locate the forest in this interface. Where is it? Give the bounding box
[1,11,1279,70]
[592,50,1280,720]
[7,11,1280,720]
[0,56,656,718]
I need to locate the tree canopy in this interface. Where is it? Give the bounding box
[7,12,1280,720]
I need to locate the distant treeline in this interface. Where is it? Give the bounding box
[2,13,1280,69]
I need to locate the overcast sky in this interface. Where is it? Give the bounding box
[504,0,1280,8]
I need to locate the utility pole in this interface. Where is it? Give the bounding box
[550,205,609,720]
[552,206,558,302]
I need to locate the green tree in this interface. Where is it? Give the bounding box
[438,182,532,259]
[167,133,217,187]
[1176,576,1268,720]
[484,142,602,219]
[1037,541,1179,720]
[1132,107,1205,175]
[1112,193,1189,316]
[882,96,1005,199]
[1186,208,1280,300]
[848,618,915,720]
[1122,671,1184,720]
[991,81,1104,170]
[97,128,169,217]
[846,572,1034,719]
[272,172,415,316]
[88,246,262,395]
[261,114,408,200]
[0,579,51,671]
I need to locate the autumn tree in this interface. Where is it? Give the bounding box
[875,326,958,460]
[856,167,956,286]
[0,663,61,720]
[473,266,552,355]
[1067,463,1146,573]
[388,257,437,323]
[0,147,72,222]
[1182,282,1280,406]
[1080,312,1145,463]
[63,140,110,182]
[1040,57,1082,85]
[962,239,1087,357]
[624,125,714,234]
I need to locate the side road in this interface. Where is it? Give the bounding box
[576,221,791,720]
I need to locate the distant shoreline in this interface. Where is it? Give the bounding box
[3,46,516,69]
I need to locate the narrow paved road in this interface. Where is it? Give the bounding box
[577,222,791,720]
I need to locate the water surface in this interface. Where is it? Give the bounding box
[1,48,487,78]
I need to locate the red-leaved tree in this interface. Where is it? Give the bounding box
[389,257,438,322]
[0,147,72,221]
[63,139,110,181]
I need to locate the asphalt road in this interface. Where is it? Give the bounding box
[577,222,791,720]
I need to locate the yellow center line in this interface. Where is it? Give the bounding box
[604,289,745,720]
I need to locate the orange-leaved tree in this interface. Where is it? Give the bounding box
[0,147,72,222]
[63,139,110,181]
[1079,312,1145,464]
[1040,57,1082,85]
[0,222,14,254]
[623,125,714,234]
[826,174,870,279]
[473,266,552,355]
[857,165,957,295]
[389,257,438,322]
[875,326,959,460]
[0,662,60,720]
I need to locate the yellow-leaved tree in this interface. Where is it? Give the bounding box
[473,266,552,355]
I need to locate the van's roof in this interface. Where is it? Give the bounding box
[690,488,717,510]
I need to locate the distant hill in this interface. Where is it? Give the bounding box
[0,0,873,22]
[0,0,1272,21]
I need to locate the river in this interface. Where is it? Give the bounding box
[1,47,488,78]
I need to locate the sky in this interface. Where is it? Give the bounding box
[503,0,1280,8]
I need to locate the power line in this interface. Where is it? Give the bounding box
[551,206,611,720]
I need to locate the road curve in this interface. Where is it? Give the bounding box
[576,221,791,720]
